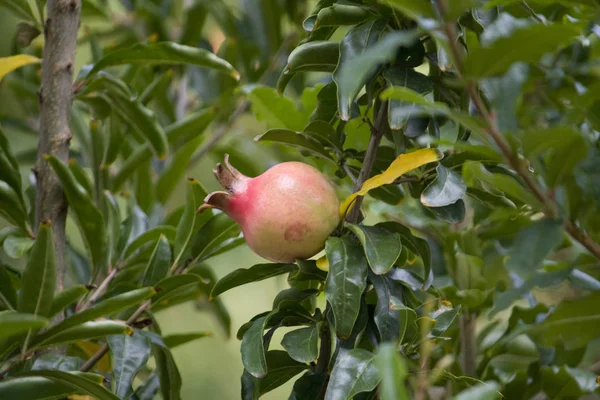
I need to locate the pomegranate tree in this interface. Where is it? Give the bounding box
[198,155,340,263]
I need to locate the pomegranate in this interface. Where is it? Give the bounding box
[198,155,340,263]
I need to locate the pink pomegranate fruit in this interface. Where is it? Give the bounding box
[198,155,340,263]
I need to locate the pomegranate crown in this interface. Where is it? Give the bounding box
[197,154,246,214]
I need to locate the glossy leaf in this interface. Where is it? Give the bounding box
[241,315,270,378]
[31,287,155,346]
[376,343,409,400]
[33,321,133,348]
[255,129,334,159]
[152,274,204,305]
[286,41,339,72]
[387,0,435,19]
[464,23,579,77]
[211,263,297,299]
[0,311,48,339]
[281,325,319,364]
[506,218,563,278]
[370,274,404,343]
[163,332,212,348]
[108,332,151,397]
[430,305,461,337]
[314,4,376,29]
[421,165,466,207]
[389,297,418,345]
[123,225,177,260]
[173,178,209,266]
[0,54,40,81]
[89,42,238,78]
[347,224,402,275]
[46,156,107,279]
[3,234,33,258]
[383,66,432,129]
[334,19,388,120]
[340,148,442,217]
[16,370,119,400]
[0,181,28,230]
[245,85,307,131]
[0,372,104,400]
[190,212,243,262]
[451,382,501,400]
[325,236,368,339]
[0,265,17,310]
[49,285,90,317]
[289,372,328,400]
[142,235,172,286]
[153,340,182,400]
[17,222,55,322]
[325,348,380,400]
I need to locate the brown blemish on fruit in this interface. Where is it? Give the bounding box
[284,223,309,242]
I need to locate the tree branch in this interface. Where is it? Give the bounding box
[345,102,388,224]
[459,313,477,376]
[35,0,81,293]
[436,0,600,260]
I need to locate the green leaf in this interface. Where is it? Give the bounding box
[153,342,182,400]
[245,85,308,131]
[421,165,466,207]
[462,161,539,206]
[16,370,119,400]
[334,19,388,120]
[17,222,55,323]
[313,4,376,29]
[68,159,94,196]
[387,0,435,19]
[33,321,133,348]
[0,311,48,340]
[281,325,319,364]
[31,287,156,347]
[464,23,580,77]
[49,285,90,317]
[0,372,104,400]
[173,178,209,267]
[123,225,177,260]
[257,351,308,396]
[152,274,205,305]
[211,263,297,299]
[0,265,17,310]
[165,107,217,146]
[242,315,270,378]
[89,42,238,78]
[3,235,33,259]
[46,156,107,279]
[142,235,172,287]
[108,332,151,397]
[482,63,528,133]
[0,0,37,22]
[163,332,212,348]
[451,382,501,400]
[102,91,169,159]
[310,81,338,123]
[286,41,339,72]
[370,274,404,342]
[0,181,28,230]
[376,343,409,400]
[255,129,334,159]
[325,236,369,339]
[190,212,243,262]
[156,135,205,204]
[389,297,418,344]
[530,292,600,350]
[347,225,402,275]
[506,218,563,277]
[540,365,598,398]
[325,348,380,400]
[430,305,461,337]
[383,66,433,129]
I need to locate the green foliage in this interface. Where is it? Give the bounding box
[1,0,600,398]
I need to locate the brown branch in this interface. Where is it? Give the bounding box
[436,0,600,260]
[77,267,117,311]
[345,102,388,224]
[35,0,81,293]
[79,300,151,372]
[459,313,477,376]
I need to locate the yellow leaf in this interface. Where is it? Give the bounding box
[316,255,329,272]
[340,148,442,218]
[75,341,111,372]
[0,54,41,81]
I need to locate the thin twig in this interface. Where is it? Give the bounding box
[346,102,389,224]
[79,300,151,372]
[520,1,546,24]
[459,313,477,376]
[436,0,600,260]
[77,268,118,311]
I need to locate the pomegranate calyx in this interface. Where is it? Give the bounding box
[197,191,232,213]
[213,153,247,193]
